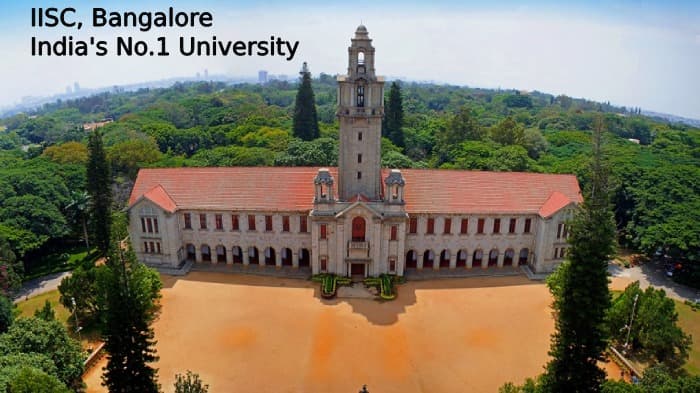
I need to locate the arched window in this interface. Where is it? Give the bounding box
[406,250,417,269]
[357,85,365,107]
[488,249,499,267]
[352,217,366,241]
[457,250,467,267]
[232,246,242,263]
[423,250,434,268]
[216,245,226,263]
[186,244,196,261]
[504,249,515,266]
[440,250,450,268]
[358,51,365,65]
[473,249,483,267]
[201,245,211,262]
[519,248,529,265]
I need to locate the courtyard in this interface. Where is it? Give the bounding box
[84,272,621,392]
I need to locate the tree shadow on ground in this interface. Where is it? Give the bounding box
[317,274,541,326]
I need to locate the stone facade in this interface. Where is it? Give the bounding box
[127,26,579,277]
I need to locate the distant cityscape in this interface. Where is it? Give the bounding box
[2,69,699,128]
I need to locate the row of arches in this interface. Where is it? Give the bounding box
[405,248,529,269]
[185,244,310,267]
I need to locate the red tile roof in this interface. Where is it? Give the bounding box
[129,167,581,216]
[538,191,574,218]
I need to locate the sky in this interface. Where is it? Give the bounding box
[1,0,699,119]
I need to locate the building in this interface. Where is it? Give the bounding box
[127,26,581,277]
[258,70,268,84]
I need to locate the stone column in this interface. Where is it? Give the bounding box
[449,251,457,269]
[292,251,299,268]
[467,253,473,269]
[195,247,202,263]
[243,246,250,266]
[275,248,282,269]
[497,252,505,268]
[226,247,234,265]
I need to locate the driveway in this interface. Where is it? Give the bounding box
[608,260,700,302]
[12,271,71,304]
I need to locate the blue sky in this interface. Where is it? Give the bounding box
[1,0,699,118]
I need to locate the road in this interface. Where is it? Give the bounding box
[608,259,700,302]
[12,271,71,304]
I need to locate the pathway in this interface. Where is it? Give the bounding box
[12,271,71,304]
[608,260,700,302]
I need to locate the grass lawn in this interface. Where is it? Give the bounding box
[675,299,700,375]
[15,289,101,349]
[23,246,98,282]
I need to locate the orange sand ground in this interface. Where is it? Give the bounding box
[84,273,624,392]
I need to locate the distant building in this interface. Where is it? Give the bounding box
[74,82,80,93]
[258,70,268,84]
[65,86,72,94]
[204,69,209,79]
[83,118,113,131]
[128,26,581,277]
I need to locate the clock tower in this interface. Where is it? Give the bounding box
[336,25,385,201]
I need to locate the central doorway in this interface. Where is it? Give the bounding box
[350,263,365,277]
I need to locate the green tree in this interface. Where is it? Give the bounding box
[0,317,84,389]
[98,246,162,393]
[86,130,112,254]
[292,63,320,141]
[5,366,71,393]
[383,81,405,148]
[174,370,209,393]
[59,265,99,324]
[491,116,525,146]
[608,282,691,369]
[66,190,91,251]
[0,295,13,333]
[107,138,163,179]
[522,128,548,159]
[542,117,616,392]
[33,300,55,321]
[41,141,88,165]
[435,106,484,163]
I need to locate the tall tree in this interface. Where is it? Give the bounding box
[383,82,405,148]
[292,62,320,141]
[86,130,112,254]
[99,245,162,393]
[490,116,524,146]
[542,116,616,392]
[66,190,91,252]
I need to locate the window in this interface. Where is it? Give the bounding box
[389,258,396,273]
[557,223,565,239]
[199,214,207,229]
[231,214,239,230]
[554,248,559,259]
[156,243,161,254]
[390,225,397,241]
[524,218,532,233]
[357,171,362,180]
[477,218,485,234]
[409,217,417,234]
[358,154,362,163]
[282,216,290,232]
[560,248,566,258]
[426,218,435,234]
[265,215,273,231]
[320,257,327,272]
[141,217,158,234]
[153,218,159,234]
[184,213,192,229]
[358,51,365,64]
[320,224,327,239]
[493,218,501,234]
[460,218,468,234]
[143,242,148,253]
[215,214,223,230]
[248,215,256,231]
[141,218,146,232]
[149,242,155,253]
[358,132,362,141]
[357,85,365,107]
[146,218,153,233]
[300,216,308,233]
[509,218,516,234]
[443,218,452,234]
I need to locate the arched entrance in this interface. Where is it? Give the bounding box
[201,245,211,262]
[232,246,242,264]
[352,217,366,241]
[439,250,450,268]
[504,249,515,266]
[406,250,417,269]
[299,248,310,267]
[281,248,292,266]
[457,250,467,268]
[519,248,529,265]
[423,250,434,269]
[248,247,259,264]
[488,249,499,267]
[185,244,196,261]
[264,247,276,266]
[216,245,226,263]
[473,250,483,268]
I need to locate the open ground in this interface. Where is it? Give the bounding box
[82,272,630,392]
